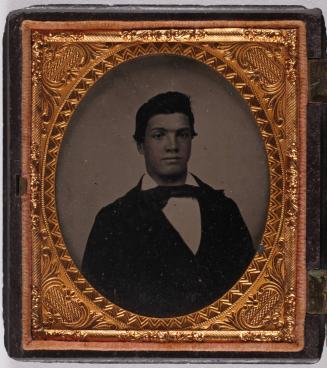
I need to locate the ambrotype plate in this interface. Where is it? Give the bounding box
[10,11,311,356]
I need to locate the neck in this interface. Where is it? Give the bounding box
[148,172,187,187]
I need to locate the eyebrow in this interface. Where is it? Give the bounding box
[150,127,191,132]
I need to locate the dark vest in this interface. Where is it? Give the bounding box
[82,176,255,317]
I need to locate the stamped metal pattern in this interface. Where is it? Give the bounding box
[29,27,300,343]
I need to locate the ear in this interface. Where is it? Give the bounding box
[137,142,144,154]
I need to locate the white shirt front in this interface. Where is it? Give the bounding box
[141,173,202,255]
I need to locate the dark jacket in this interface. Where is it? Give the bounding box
[82,176,255,317]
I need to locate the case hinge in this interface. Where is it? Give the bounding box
[15,174,27,196]
[307,270,327,314]
[309,60,327,102]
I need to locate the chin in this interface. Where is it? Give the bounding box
[159,170,187,180]
[161,166,184,175]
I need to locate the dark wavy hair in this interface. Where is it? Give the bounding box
[133,91,197,144]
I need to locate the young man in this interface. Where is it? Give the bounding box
[82,92,255,317]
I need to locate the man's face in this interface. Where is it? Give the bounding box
[138,112,193,185]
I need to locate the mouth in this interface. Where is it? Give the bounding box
[162,157,181,162]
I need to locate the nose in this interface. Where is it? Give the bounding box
[165,133,179,152]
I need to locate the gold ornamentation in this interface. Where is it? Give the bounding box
[242,289,282,327]
[29,25,302,344]
[31,31,44,85]
[211,42,289,131]
[40,42,109,126]
[282,290,296,342]
[241,46,283,85]
[38,42,283,331]
[31,285,42,331]
[284,29,297,84]
[285,142,298,229]
[36,329,88,341]
[42,28,289,44]
[212,252,284,331]
[241,331,283,342]
[117,331,205,342]
[43,44,85,83]
[46,32,85,42]
[31,142,40,230]
[243,28,284,43]
[121,29,207,42]
[38,244,119,331]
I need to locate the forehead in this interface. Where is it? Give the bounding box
[146,113,191,131]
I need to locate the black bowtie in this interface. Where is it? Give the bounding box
[140,185,202,209]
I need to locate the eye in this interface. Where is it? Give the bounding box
[177,130,191,139]
[152,131,165,139]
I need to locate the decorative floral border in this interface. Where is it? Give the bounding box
[27,24,303,345]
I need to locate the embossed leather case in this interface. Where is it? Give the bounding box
[3,5,326,363]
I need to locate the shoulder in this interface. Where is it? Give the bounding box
[192,174,229,199]
[94,184,140,223]
[192,174,241,211]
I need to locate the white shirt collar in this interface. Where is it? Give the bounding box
[141,173,198,190]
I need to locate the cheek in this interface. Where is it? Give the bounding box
[145,143,163,163]
[181,141,192,158]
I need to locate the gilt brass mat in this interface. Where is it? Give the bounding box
[21,20,307,351]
